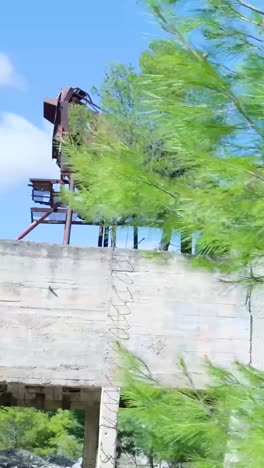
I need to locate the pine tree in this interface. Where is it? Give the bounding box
[117,345,264,467]
[0,407,83,459]
[64,0,264,277]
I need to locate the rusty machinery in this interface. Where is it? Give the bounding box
[16,87,139,248]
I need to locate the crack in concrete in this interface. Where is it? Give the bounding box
[48,286,58,297]
[0,299,21,302]
[245,281,253,366]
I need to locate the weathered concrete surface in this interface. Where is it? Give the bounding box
[97,387,120,468]
[0,240,250,390]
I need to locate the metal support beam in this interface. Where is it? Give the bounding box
[133,226,138,249]
[63,176,74,245]
[103,227,109,248]
[16,210,53,241]
[111,225,117,249]
[98,226,103,247]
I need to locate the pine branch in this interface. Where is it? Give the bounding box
[238,0,264,16]
[221,64,264,86]
[246,32,264,43]
[151,4,264,139]
[246,170,264,182]
[228,92,263,138]
[236,11,260,24]
[151,5,202,61]
[142,178,179,201]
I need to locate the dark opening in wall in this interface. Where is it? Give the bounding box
[0,382,101,468]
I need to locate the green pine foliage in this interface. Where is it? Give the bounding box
[118,346,264,467]
[61,5,264,464]
[64,0,264,276]
[0,408,83,459]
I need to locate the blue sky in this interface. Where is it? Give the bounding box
[2,0,261,250]
[0,0,171,248]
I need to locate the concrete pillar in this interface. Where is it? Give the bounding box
[82,405,100,468]
[97,387,120,468]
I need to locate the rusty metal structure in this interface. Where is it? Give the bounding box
[44,87,99,175]
[17,87,98,245]
[16,86,139,248]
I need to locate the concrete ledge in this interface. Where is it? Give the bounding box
[0,240,250,389]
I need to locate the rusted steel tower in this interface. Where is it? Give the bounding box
[16,87,139,248]
[17,87,100,245]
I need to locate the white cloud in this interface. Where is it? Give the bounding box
[0,53,25,89]
[0,112,59,194]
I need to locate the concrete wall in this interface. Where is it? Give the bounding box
[0,240,251,389]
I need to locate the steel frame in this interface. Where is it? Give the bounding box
[17,86,139,248]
